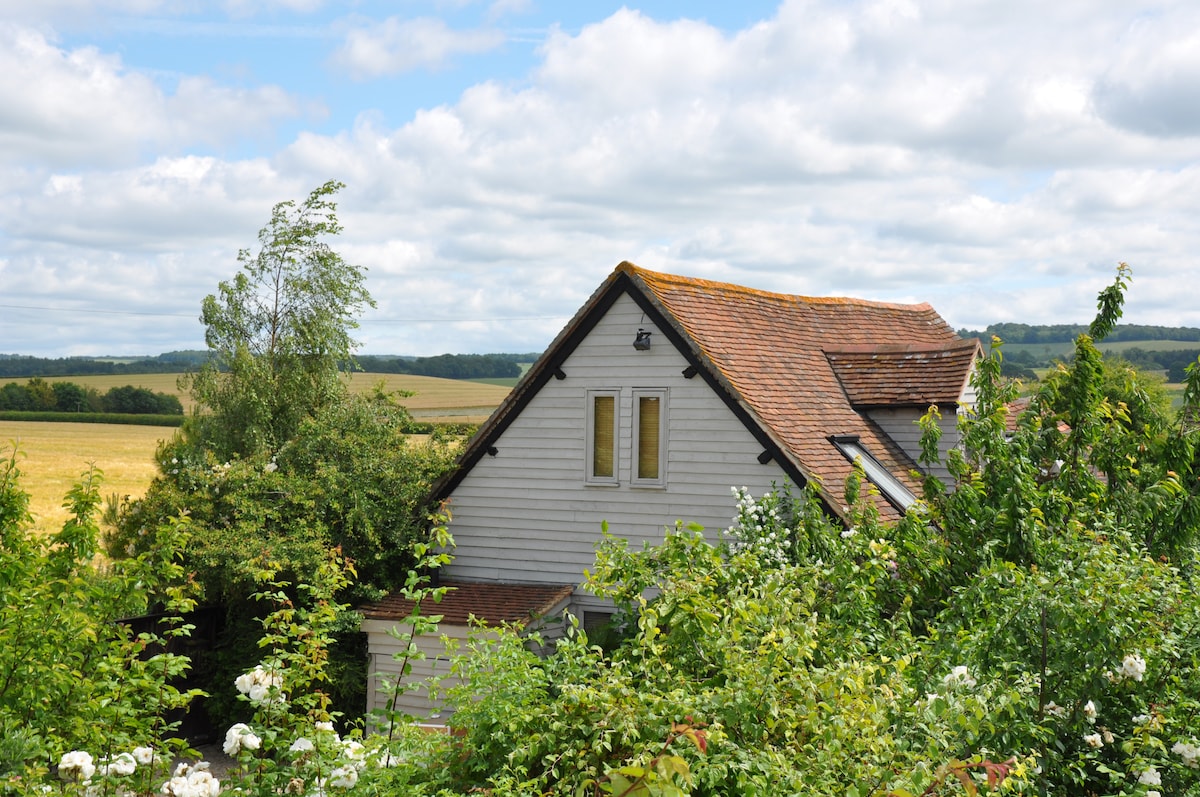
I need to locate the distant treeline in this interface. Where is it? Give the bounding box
[0,351,536,380]
[0,378,183,415]
[0,351,210,379]
[994,346,1200,381]
[354,353,537,380]
[954,324,1200,381]
[1110,348,1200,382]
[957,323,1200,345]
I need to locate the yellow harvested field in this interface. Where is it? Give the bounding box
[0,373,510,534]
[1,372,511,422]
[1,420,176,535]
[348,373,511,423]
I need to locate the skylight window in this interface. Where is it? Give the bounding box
[829,436,918,511]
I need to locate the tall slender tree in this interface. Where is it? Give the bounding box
[184,180,375,458]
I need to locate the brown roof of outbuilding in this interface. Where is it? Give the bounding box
[826,340,982,408]
[359,581,574,626]
[435,262,977,524]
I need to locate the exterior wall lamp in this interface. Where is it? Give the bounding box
[633,328,652,350]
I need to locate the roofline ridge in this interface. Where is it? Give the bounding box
[620,260,937,311]
[826,339,981,355]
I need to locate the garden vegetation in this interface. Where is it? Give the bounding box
[3,258,1200,796]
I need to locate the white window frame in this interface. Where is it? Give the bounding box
[586,389,620,485]
[631,388,668,488]
[830,435,917,511]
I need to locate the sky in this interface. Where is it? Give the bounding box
[2,0,1200,358]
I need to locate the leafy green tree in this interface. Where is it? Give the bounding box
[51,381,94,413]
[0,383,32,411]
[1,447,200,775]
[24,377,56,410]
[183,180,374,459]
[109,184,454,726]
[102,385,183,415]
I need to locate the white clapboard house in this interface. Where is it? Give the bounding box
[362,261,980,719]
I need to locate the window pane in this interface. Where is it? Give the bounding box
[593,394,615,478]
[637,395,660,480]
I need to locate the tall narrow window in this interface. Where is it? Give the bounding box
[633,389,667,486]
[587,390,618,484]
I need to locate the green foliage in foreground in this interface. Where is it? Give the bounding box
[0,450,433,797]
[359,265,1200,795]
[4,263,1200,797]
[0,449,200,778]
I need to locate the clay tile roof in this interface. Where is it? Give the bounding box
[826,339,981,408]
[435,261,978,526]
[359,581,574,626]
[621,263,973,521]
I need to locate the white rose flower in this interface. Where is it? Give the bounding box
[133,747,156,766]
[100,752,137,777]
[290,737,314,753]
[1174,739,1200,768]
[236,664,286,705]
[327,767,358,789]
[1119,653,1146,682]
[341,740,366,768]
[1083,732,1103,749]
[160,765,220,797]
[942,665,977,690]
[59,751,96,782]
[224,723,261,756]
[1083,700,1097,722]
[1138,767,1162,786]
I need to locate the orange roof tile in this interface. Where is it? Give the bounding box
[622,264,973,521]
[826,340,981,407]
[360,581,574,626]
[436,262,977,525]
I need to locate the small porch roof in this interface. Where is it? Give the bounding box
[360,581,575,627]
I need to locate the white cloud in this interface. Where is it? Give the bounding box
[1093,16,1200,137]
[330,16,505,78]
[6,2,1200,358]
[0,24,307,169]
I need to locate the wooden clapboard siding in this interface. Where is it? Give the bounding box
[866,406,960,485]
[363,611,571,722]
[363,620,473,722]
[443,293,790,588]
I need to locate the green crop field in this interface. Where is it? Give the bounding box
[1,373,511,535]
[995,339,1200,361]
